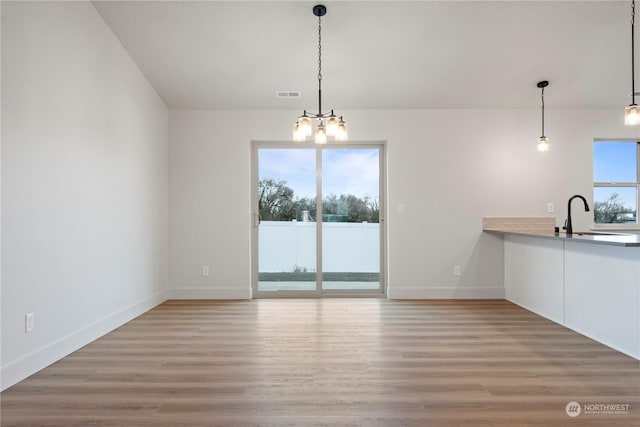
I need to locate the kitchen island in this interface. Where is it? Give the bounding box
[484,217,640,360]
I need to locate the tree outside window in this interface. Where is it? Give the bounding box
[258,178,379,223]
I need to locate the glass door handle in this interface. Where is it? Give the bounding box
[253,213,261,228]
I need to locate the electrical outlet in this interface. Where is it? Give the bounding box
[547,202,555,213]
[25,313,35,333]
[202,266,210,277]
[397,203,405,214]
[453,265,461,276]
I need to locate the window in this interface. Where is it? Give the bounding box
[593,140,638,225]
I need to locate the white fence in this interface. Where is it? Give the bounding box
[259,221,380,273]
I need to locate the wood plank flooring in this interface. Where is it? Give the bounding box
[1,299,639,426]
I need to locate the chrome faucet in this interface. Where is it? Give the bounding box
[563,194,590,234]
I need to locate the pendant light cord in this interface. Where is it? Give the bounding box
[317,14,323,116]
[633,0,636,105]
[541,85,545,136]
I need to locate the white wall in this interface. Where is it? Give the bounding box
[1,1,169,390]
[169,108,640,300]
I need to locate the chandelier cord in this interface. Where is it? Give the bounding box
[317,14,323,116]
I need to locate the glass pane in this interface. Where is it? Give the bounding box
[321,148,381,291]
[593,142,637,183]
[593,187,637,224]
[258,148,316,291]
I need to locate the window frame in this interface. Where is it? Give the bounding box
[592,139,640,230]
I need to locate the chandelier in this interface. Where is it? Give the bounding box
[293,5,348,144]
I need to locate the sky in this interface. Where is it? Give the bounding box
[258,148,379,200]
[593,142,636,183]
[593,141,637,211]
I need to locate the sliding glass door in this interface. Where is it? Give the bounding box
[321,148,381,291]
[255,147,317,293]
[251,142,384,297]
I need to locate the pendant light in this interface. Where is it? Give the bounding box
[537,80,550,152]
[293,5,348,144]
[626,0,640,125]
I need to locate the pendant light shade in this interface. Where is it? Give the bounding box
[537,80,550,152]
[626,0,639,125]
[625,105,640,125]
[537,136,550,152]
[293,5,348,143]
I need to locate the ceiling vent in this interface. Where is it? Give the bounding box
[277,91,301,99]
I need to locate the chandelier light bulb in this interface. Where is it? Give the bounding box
[297,115,312,137]
[335,119,348,141]
[326,112,340,136]
[293,123,306,142]
[315,122,327,144]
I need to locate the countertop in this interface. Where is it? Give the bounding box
[484,228,640,247]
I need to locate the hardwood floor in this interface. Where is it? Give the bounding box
[1,299,639,426]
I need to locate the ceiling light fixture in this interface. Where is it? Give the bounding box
[626,0,640,125]
[293,5,348,144]
[537,80,550,152]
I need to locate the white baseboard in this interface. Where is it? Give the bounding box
[387,286,505,299]
[169,287,251,300]
[0,290,169,392]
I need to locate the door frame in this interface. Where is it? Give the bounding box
[250,140,387,299]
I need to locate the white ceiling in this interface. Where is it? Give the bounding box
[92,0,631,110]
